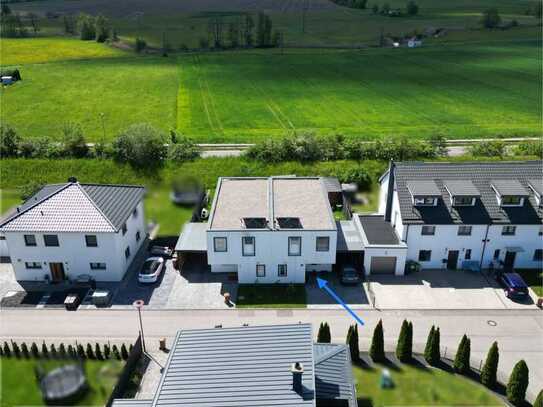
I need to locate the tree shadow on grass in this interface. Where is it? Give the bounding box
[356,397,374,407]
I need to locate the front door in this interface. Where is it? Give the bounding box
[447,250,459,270]
[504,251,516,271]
[49,262,65,282]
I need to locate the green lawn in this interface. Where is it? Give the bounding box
[236,284,307,308]
[0,357,123,407]
[354,362,504,406]
[516,269,543,297]
[144,188,194,236]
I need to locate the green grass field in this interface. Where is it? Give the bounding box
[2,35,541,142]
[354,362,503,406]
[1,357,123,407]
[236,284,307,308]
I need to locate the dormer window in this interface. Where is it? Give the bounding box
[491,180,528,208]
[407,181,440,207]
[527,179,543,207]
[443,180,479,207]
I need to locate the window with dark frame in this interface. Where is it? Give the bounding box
[43,234,59,247]
[85,235,98,247]
[278,264,287,277]
[24,234,37,246]
[213,237,227,252]
[534,249,543,261]
[502,226,516,236]
[458,226,472,236]
[465,249,472,260]
[90,262,106,270]
[25,262,42,269]
[421,226,435,236]
[136,230,141,242]
[493,249,500,260]
[316,236,329,252]
[501,196,522,206]
[418,250,431,262]
[242,236,255,256]
[288,236,301,256]
[256,264,265,277]
[125,246,131,259]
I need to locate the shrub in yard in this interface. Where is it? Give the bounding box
[346,325,360,362]
[338,167,372,190]
[513,140,543,157]
[86,343,95,359]
[481,341,499,388]
[78,13,96,40]
[31,342,39,358]
[370,319,385,362]
[21,342,30,358]
[112,344,121,360]
[11,341,21,358]
[507,360,529,406]
[2,342,10,357]
[121,343,129,360]
[453,334,471,374]
[41,342,49,358]
[112,123,167,168]
[424,326,441,366]
[534,390,543,407]
[429,135,448,157]
[396,319,412,362]
[0,124,20,157]
[94,14,110,42]
[317,322,331,343]
[469,140,506,157]
[168,137,201,162]
[62,122,89,158]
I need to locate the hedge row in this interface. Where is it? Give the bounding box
[1,340,132,361]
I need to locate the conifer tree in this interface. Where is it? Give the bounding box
[507,360,529,406]
[453,334,471,374]
[481,342,499,388]
[370,319,385,362]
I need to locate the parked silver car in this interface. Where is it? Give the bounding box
[340,265,362,285]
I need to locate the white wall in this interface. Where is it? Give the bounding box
[483,225,543,269]
[5,201,146,282]
[377,172,389,215]
[207,229,337,284]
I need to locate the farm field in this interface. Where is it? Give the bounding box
[8,0,542,48]
[2,36,541,142]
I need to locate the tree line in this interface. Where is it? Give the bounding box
[0,3,40,38]
[316,320,536,407]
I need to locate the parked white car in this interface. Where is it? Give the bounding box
[138,257,165,284]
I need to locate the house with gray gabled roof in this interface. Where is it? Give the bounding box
[112,324,357,407]
[0,178,146,282]
[379,160,543,272]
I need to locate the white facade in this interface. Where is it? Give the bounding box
[4,201,145,282]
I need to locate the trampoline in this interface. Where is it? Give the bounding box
[40,363,88,404]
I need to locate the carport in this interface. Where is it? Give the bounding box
[336,220,364,270]
[174,222,208,270]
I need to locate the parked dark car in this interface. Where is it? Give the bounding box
[149,245,173,258]
[340,265,362,285]
[497,272,529,299]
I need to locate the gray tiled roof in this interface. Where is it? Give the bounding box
[152,324,316,407]
[490,179,529,196]
[392,161,543,225]
[443,180,480,196]
[313,344,357,407]
[406,180,440,196]
[0,182,145,232]
[358,215,400,245]
[528,178,543,196]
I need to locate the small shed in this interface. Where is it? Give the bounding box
[321,177,343,207]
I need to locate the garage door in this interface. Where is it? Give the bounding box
[370,257,396,274]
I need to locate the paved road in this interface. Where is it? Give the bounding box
[2,308,542,400]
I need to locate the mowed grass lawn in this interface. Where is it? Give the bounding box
[354,362,504,406]
[1,357,124,407]
[236,284,307,308]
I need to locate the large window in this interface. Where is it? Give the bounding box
[534,249,543,261]
[213,237,227,252]
[85,235,98,247]
[25,262,42,269]
[418,250,431,262]
[458,226,472,236]
[24,234,37,247]
[90,262,106,270]
[316,236,329,252]
[256,264,266,277]
[453,196,475,206]
[502,226,516,236]
[242,236,255,256]
[288,237,302,256]
[465,249,472,260]
[43,235,59,247]
[278,264,288,277]
[501,196,523,206]
[421,226,435,236]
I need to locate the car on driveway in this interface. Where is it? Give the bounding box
[138,257,165,284]
[149,245,173,258]
[340,265,362,285]
[497,272,529,300]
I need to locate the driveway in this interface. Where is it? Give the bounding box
[306,272,370,309]
[369,269,538,310]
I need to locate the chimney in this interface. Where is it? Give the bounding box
[291,362,304,394]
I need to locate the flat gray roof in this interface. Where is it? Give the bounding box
[336,220,364,252]
[209,177,335,231]
[358,215,400,245]
[407,180,440,196]
[443,180,480,196]
[152,324,316,407]
[491,179,529,196]
[175,222,208,252]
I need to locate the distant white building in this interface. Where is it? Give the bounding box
[0,180,146,282]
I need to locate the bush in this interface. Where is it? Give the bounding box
[396,319,412,362]
[50,344,57,358]
[11,341,21,358]
[121,343,129,360]
[31,342,39,358]
[481,341,499,389]
[112,344,121,360]
[95,343,103,360]
[68,344,76,358]
[506,360,529,406]
[424,325,440,366]
[346,324,360,362]
[3,342,11,357]
[41,342,49,358]
[338,167,372,190]
[112,123,167,168]
[534,390,543,407]
[86,343,95,359]
[453,334,471,374]
[21,342,30,358]
[20,181,44,201]
[370,319,385,362]
[62,122,89,158]
[104,343,111,359]
[168,137,201,162]
[481,8,501,28]
[59,343,67,358]
[135,38,146,52]
[78,13,96,40]
[317,322,331,343]
[514,140,542,157]
[1,124,20,157]
[469,140,506,157]
[406,0,418,15]
[77,344,86,359]
[94,14,110,42]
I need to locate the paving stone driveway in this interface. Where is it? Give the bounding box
[305,272,371,310]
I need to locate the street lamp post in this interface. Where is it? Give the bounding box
[133,300,146,353]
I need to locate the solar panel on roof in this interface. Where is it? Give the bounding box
[242,217,268,228]
[276,217,303,229]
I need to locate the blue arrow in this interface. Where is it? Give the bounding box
[317,278,364,325]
